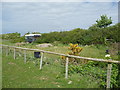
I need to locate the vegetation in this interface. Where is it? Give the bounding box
[2,48,100,88]
[0,15,119,46]
[2,43,119,88]
[2,46,119,88]
[34,23,119,45]
[68,43,83,56]
[62,43,87,65]
[96,15,112,28]
[1,32,25,43]
[0,51,2,89]
[1,24,119,46]
[1,15,119,88]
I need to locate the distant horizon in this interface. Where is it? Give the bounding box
[1,1,118,35]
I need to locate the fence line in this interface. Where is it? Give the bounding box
[1,44,120,88]
[1,44,120,64]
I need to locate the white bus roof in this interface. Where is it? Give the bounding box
[25,34,41,37]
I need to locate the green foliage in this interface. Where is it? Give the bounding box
[2,50,100,88]
[52,41,62,46]
[1,32,25,43]
[10,36,25,43]
[68,61,119,88]
[1,39,119,88]
[1,24,119,47]
[96,15,112,28]
[34,23,119,45]
[2,32,20,40]
[88,24,100,30]
[0,15,118,47]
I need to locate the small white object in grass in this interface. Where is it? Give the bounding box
[29,67,31,69]
[105,54,110,57]
[68,81,72,84]
[57,85,60,87]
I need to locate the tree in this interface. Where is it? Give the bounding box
[96,15,112,28]
[88,24,100,31]
[96,15,112,45]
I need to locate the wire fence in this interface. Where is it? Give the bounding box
[1,44,120,88]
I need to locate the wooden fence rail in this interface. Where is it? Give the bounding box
[1,44,120,88]
[1,44,120,64]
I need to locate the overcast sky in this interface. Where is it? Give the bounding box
[1,0,119,35]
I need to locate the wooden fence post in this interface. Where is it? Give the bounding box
[24,50,26,64]
[65,57,69,79]
[40,52,44,70]
[14,48,16,60]
[6,46,8,56]
[18,49,22,57]
[106,59,112,88]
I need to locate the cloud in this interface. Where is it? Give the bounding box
[2,2,118,35]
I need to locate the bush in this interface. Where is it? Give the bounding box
[68,61,119,88]
[34,23,119,45]
[1,32,25,43]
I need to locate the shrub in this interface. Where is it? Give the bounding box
[68,61,119,88]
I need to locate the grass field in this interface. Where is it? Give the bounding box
[2,51,102,88]
[1,40,119,88]
[0,49,2,89]
[1,40,119,60]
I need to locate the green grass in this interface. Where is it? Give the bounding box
[2,51,101,88]
[1,39,14,45]
[1,40,119,88]
[0,49,2,89]
[22,44,118,60]
[2,39,119,60]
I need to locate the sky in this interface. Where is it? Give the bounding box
[1,0,119,35]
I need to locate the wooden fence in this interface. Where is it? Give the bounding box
[1,44,120,88]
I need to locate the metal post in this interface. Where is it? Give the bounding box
[106,59,112,88]
[14,48,16,59]
[24,50,26,63]
[40,52,44,70]
[65,57,69,79]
